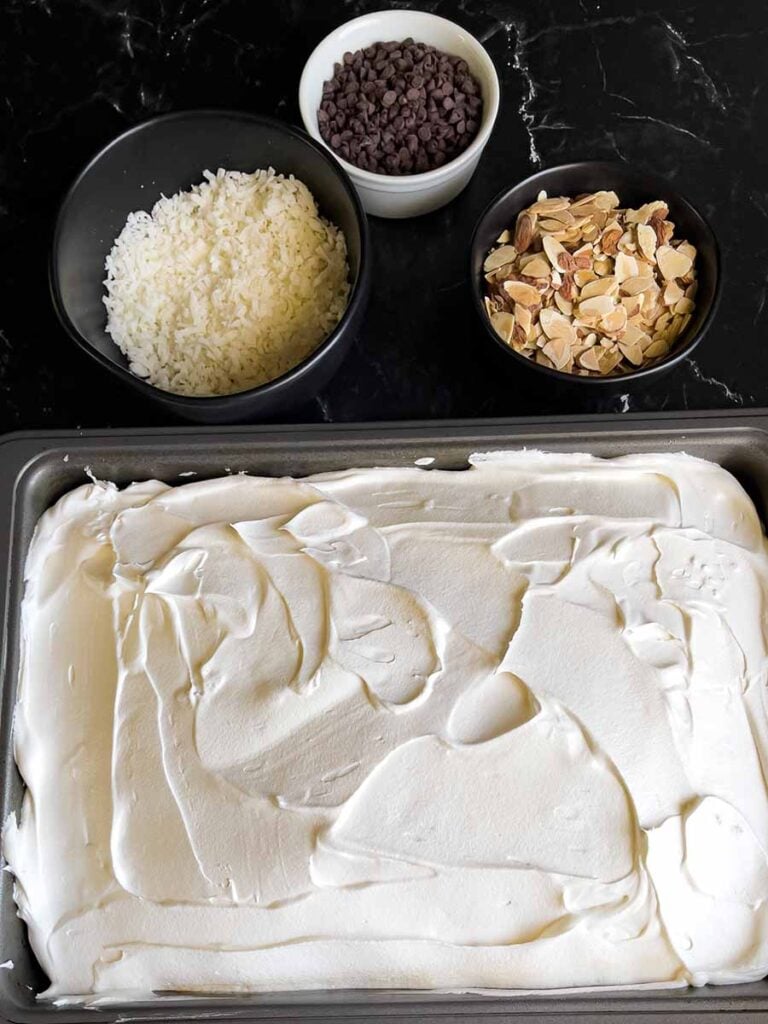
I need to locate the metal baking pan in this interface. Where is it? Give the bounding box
[2,411,768,1023]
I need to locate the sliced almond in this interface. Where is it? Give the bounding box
[657,245,693,281]
[542,235,567,268]
[580,276,618,299]
[592,190,620,211]
[618,340,644,366]
[636,223,657,261]
[582,223,600,242]
[578,295,616,318]
[514,212,536,253]
[600,223,622,255]
[540,308,575,342]
[542,337,571,369]
[554,291,573,316]
[644,338,669,359]
[598,348,623,373]
[490,311,515,343]
[512,324,528,350]
[668,314,690,341]
[483,245,517,273]
[546,208,576,225]
[503,280,542,306]
[579,347,602,371]
[540,218,569,232]
[613,252,638,282]
[521,256,552,278]
[621,296,642,318]
[601,306,628,334]
[617,230,636,254]
[571,193,597,208]
[514,303,532,335]
[663,280,685,306]
[559,272,576,302]
[529,196,570,215]
[496,229,511,244]
[621,274,655,296]
[641,288,664,324]
[626,201,669,225]
[574,269,598,287]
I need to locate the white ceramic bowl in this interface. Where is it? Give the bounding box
[299,10,500,219]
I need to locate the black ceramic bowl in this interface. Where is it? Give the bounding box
[51,110,370,423]
[470,161,720,387]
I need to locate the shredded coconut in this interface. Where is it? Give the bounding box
[103,168,350,396]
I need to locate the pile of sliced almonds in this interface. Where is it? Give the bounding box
[482,190,698,376]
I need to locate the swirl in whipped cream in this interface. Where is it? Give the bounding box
[5,451,768,997]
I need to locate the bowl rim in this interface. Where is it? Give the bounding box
[469,160,722,386]
[49,108,371,409]
[298,9,501,188]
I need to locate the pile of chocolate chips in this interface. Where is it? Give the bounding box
[317,38,483,175]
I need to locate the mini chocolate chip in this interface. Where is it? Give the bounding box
[318,37,483,175]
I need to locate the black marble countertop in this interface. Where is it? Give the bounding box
[0,0,766,430]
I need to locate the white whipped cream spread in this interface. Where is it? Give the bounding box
[5,450,768,998]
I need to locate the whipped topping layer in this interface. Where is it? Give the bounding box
[5,451,768,998]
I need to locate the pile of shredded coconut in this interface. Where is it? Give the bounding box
[103,168,350,396]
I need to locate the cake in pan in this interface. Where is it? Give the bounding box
[5,451,768,997]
